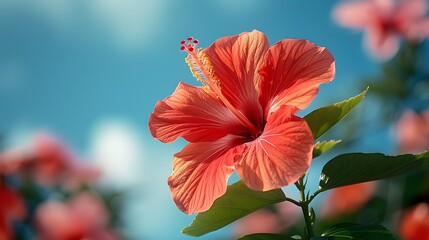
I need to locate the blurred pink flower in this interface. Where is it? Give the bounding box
[149,30,335,214]
[321,181,377,218]
[31,133,73,185]
[333,0,429,60]
[0,133,100,188]
[400,203,429,240]
[35,191,119,240]
[396,110,429,153]
[0,148,30,175]
[277,201,302,226]
[0,183,25,240]
[234,209,282,237]
[233,201,301,237]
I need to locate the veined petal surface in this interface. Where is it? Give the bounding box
[168,135,246,214]
[205,30,269,127]
[149,82,247,143]
[234,106,314,191]
[259,39,335,117]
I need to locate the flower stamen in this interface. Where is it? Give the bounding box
[180,37,260,137]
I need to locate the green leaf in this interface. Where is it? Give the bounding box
[319,151,429,191]
[304,88,368,140]
[237,233,294,240]
[182,181,286,237]
[313,140,341,158]
[320,223,394,239]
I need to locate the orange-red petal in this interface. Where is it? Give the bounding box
[168,135,246,214]
[204,30,269,127]
[258,39,335,117]
[148,82,247,143]
[234,106,314,191]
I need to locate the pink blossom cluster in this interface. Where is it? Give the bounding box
[0,133,120,240]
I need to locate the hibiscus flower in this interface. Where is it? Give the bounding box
[0,133,100,189]
[396,110,429,153]
[0,183,25,240]
[35,191,119,240]
[333,0,429,60]
[149,30,335,214]
[400,203,429,240]
[321,181,377,218]
[233,201,300,237]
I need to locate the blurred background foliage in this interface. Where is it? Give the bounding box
[0,0,429,239]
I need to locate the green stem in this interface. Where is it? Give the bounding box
[284,197,301,206]
[297,177,315,239]
[301,201,314,238]
[308,188,323,203]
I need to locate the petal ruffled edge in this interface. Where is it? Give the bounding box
[258,39,335,117]
[234,106,314,191]
[168,135,246,214]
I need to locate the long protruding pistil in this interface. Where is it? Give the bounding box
[180,37,260,137]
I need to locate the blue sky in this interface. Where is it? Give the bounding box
[0,0,394,239]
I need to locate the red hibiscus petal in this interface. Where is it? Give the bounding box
[0,184,26,240]
[400,203,429,240]
[259,39,335,117]
[234,106,314,191]
[168,135,246,214]
[0,184,25,220]
[204,30,269,127]
[149,82,247,143]
[0,218,13,240]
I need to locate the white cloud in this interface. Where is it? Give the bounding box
[89,119,145,189]
[88,119,186,238]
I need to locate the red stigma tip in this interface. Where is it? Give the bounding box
[180,37,199,53]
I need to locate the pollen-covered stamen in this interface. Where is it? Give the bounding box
[181,37,260,137]
[182,37,211,86]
